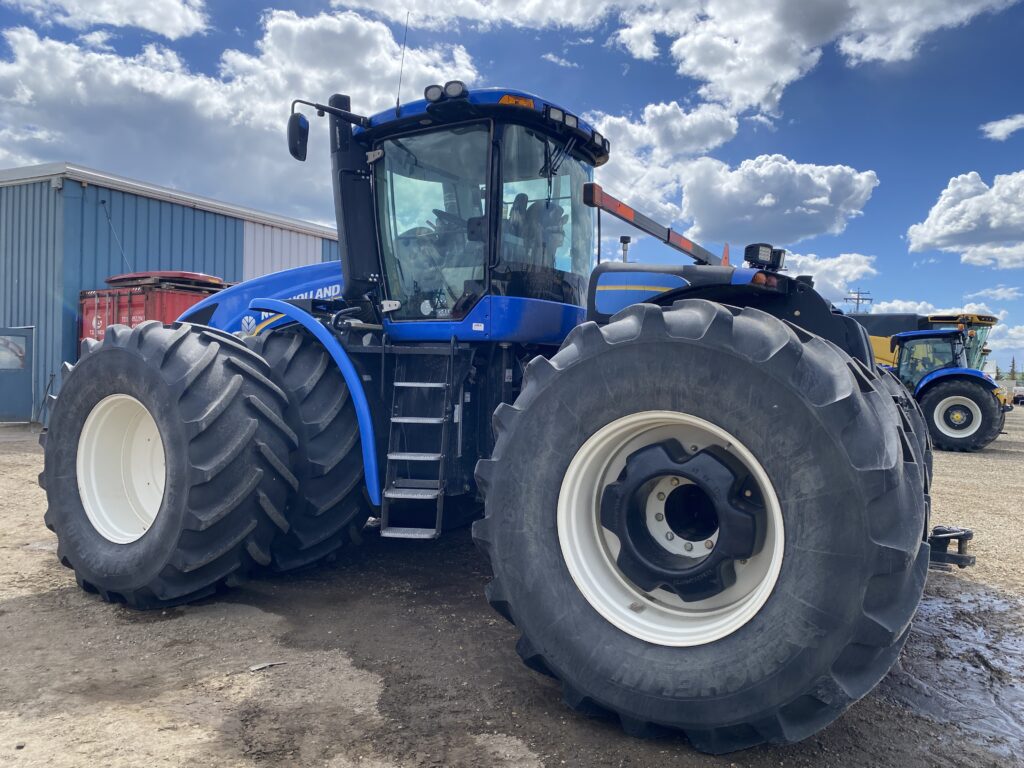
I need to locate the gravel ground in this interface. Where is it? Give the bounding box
[1,412,1022,767]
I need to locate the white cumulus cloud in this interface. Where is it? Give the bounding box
[588,106,876,247]
[980,113,1024,141]
[966,285,1023,301]
[77,30,115,51]
[541,53,579,68]
[1,0,208,39]
[988,323,1024,353]
[339,0,1017,114]
[835,0,1017,64]
[870,299,999,316]
[588,102,738,225]
[0,12,477,223]
[681,154,879,245]
[784,252,878,302]
[908,170,1024,269]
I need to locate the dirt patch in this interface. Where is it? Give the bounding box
[1,414,1022,767]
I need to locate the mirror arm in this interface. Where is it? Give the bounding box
[290,99,370,129]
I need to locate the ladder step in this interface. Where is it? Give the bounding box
[387,452,443,461]
[380,526,440,539]
[394,381,446,389]
[384,487,441,500]
[391,416,445,424]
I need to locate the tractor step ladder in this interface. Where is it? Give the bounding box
[380,346,455,539]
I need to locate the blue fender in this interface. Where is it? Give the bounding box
[247,297,381,507]
[914,367,997,399]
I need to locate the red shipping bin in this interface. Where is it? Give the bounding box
[79,271,226,348]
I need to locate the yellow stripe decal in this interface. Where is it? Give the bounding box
[596,285,675,292]
[251,313,285,335]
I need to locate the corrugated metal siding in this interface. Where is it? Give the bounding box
[322,237,340,263]
[0,179,63,420]
[243,221,323,280]
[61,180,245,370]
[1,172,333,423]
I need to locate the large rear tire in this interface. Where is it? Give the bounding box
[919,378,1001,452]
[474,301,928,753]
[40,322,296,608]
[876,366,933,487]
[245,328,370,571]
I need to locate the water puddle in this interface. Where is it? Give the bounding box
[880,574,1024,760]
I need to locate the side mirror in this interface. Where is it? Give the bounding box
[287,112,309,161]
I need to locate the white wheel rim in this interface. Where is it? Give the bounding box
[933,395,982,439]
[557,411,784,647]
[77,394,166,544]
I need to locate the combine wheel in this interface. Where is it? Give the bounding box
[39,322,295,608]
[245,328,370,570]
[919,379,1001,452]
[474,300,928,753]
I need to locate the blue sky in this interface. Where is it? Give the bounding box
[1,0,1023,368]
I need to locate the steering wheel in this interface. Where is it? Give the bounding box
[432,208,467,229]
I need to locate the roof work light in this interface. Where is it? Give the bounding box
[443,80,467,98]
[744,243,786,272]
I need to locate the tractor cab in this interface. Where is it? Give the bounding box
[890,328,969,391]
[288,84,607,331]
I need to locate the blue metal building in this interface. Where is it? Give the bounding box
[0,162,339,423]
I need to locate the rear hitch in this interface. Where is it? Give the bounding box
[928,525,976,570]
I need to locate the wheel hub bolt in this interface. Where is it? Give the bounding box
[666,532,675,541]
[744,489,752,498]
[656,492,666,501]
[655,512,664,522]
[670,477,680,487]
[683,541,692,551]
[704,540,714,549]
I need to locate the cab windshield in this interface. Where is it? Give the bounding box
[931,322,992,369]
[966,327,992,369]
[492,124,594,305]
[897,337,965,389]
[375,123,489,320]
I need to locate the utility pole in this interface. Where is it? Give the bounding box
[843,288,873,312]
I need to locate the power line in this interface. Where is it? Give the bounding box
[843,288,873,312]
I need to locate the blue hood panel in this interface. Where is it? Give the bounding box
[179,261,343,333]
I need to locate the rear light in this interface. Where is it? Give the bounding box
[424,84,443,102]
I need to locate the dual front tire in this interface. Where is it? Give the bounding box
[40,322,366,608]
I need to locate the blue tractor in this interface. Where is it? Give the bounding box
[41,83,937,752]
[889,328,1008,451]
